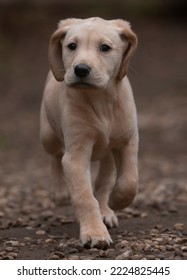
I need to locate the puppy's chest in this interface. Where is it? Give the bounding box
[91,112,132,160]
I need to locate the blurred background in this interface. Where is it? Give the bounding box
[0,0,187,219]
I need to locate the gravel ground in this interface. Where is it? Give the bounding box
[0,7,187,260]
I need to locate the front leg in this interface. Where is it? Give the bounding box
[109,135,139,210]
[62,142,112,249]
[94,152,118,228]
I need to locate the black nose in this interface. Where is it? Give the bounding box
[74,64,91,78]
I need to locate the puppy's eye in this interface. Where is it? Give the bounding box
[100,44,111,52]
[67,43,77,51]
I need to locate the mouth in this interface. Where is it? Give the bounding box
[68,81,98,89]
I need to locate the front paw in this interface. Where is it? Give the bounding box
[101,207,118,228]
[80,224,112,250]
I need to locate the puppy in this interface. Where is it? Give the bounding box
[40,17,138,249]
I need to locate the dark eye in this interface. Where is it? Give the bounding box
[100,44,111,52]
[67,43,77,51]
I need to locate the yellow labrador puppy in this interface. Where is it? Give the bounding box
[40,17,138,249]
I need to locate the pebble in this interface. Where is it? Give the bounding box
[173,223,184,231]
[115,250,132,260]
[69,248,78,254]
[131,243,144,251]
[0,211,4,217]
[182,246,187,252]
[75,244,84,252]
[99,250,109,258]
[141,212,148,218]
[174,247,182,256]
[5,240,19,247]
[54,251,65,259]
[24,236,32,241]
[155,238,164,244]
[156,254,165,259]
[49,254,60,260]
[45,238,55,244]
[114,240,129,250]
[67,254,80,260]
[5,246,14,252]
[146,254,156,260]
[131,254,144,260]
[3,255,14,260]
[8,252,18,259]
[36,230,46,235]
[143,244,152,252]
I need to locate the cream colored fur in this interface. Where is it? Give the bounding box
[40,17,138,249]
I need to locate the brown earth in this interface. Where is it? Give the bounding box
[0,5,187,259]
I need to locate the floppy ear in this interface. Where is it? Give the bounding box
[113,20,137,81]
[48,18,82,81]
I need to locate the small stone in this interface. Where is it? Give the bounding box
[45,238,55,244]
[114,240,129,250]
[36,230,46,235]
[115,250,132,260]
[143,244,152,252]
[158,245,166,252]
[57,243,68,251]
[40,224,49,231]
[164,252,175,259]
[8,252,18,258]
[146,254,156,260]
[155,238,164,244]
[141,212,148,218]
[3,255,14,260]
[69,248,78,254]
[5,246,14,252]
[174,247,182,256]
[67,254,80,260]
[89,248,99,253]
[131,243,144,251]
[150,229,159,235]
[131,254,143,260]
[153,249,161,254]
[6,240,19,247]
[24,237,32,242]
[155,224,164,230]
[99,250,109,258]
[49,254,60,260]
[41,210,53,219]
[182,246,187,252]
[75,244,84,251]
[138,230,146,235]
[0,211,4,217]
[156,254,165,259]
[173,223,184,231]
[54,251,65,258]
[14,218,23,226]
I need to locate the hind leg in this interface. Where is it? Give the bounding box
[94,152,118,228]
[109,135,139,210]
[40,104,69,205]
[51,154,70,205]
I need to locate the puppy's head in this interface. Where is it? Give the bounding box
[49,17,137,88]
